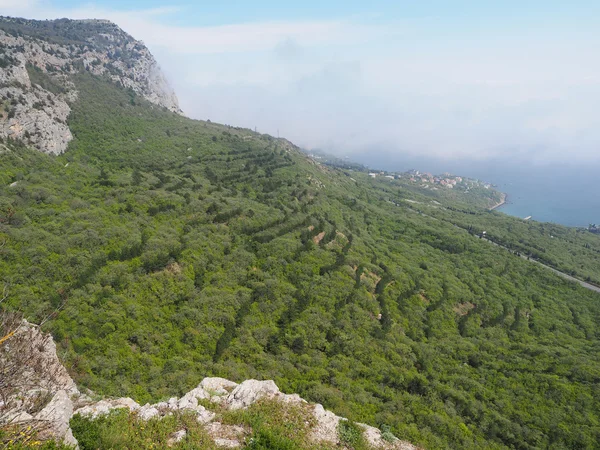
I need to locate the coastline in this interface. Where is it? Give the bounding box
[489,193,507,211]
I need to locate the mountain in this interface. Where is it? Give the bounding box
[0,16,180,154]
[1,17,600,450]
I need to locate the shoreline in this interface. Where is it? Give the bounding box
[489,193,507,211]
[487,193,594,229]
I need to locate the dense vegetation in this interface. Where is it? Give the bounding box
[364,177,600,285]
[1,73,600,449]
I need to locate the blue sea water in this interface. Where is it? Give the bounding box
[477,165,600,228]
[349,153,600,228]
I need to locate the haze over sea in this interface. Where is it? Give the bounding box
[351,153,600,228]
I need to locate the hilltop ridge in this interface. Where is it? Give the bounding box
[0,16,180,154]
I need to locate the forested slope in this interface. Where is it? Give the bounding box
[1,73,600,449]
[361,176,600,286]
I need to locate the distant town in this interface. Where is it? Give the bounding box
[366,169,494,191]
[305,150,496,193]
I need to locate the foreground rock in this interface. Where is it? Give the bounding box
[69,377,417,449]
[1,321,418,449]
[0,320,80,446]
[34,390,78,447]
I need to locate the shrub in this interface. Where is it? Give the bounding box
[338,420,369,450]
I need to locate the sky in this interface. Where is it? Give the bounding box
[2,0,600,165]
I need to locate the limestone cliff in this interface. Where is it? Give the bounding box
[0,16,181,154]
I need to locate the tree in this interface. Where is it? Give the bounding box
[131,168,143,186]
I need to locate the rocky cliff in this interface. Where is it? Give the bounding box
[0,322,418,449]
[0,16,180,154]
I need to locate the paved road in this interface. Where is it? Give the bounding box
[481,237,600,294]
[401,201,600,295]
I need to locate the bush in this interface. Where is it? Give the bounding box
[222,399,318,449]
[71,409,214,449]
[338,420,369,449]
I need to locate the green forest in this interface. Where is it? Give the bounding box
[1,73,600,449]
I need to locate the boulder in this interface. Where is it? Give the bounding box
[196,407,216,424]
[34,390,78,447]
[167,429,186,447]
[225,379,280,410]
[137,404,160,420]
[200,377,238,395]
[310,403,342,444]
[167,397,178,409]
[177,386,210,410]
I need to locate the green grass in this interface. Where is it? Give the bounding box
[70,409,216,450]
[221,399,323,450]
[0,425,74,449]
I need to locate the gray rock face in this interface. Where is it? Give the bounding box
[0,17,181,154]
[225,379,280,410]
[34,390,78,447]
[74,397,140,419]
[137,405,160,420]
[224,379,305,410]
[0,321,79,421]
[0,321,81,446]
[22,321,79,396]
[361,423,419,450]
[73,386,216,424]
[310,403,342,444]
[200,377,239,395]
[177,387,210,410]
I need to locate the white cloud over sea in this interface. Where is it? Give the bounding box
[2,1,600,164]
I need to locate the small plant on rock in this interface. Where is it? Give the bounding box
[338,420,369,450]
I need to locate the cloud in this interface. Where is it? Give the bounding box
[2,1,600,164]
[10,3,386,56]
[136,20,382,55]
[273,38,304,62]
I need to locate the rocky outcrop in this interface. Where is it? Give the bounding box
[311,403,342,444]
[1,321,418,449]
[0,320,81,446]
[225,379,282,410]
[0,16,181,154]
[73,397,140,419]
[35,390,78,447]
[68,377,417,449]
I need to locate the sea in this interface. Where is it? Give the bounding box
[349,153,600,228]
